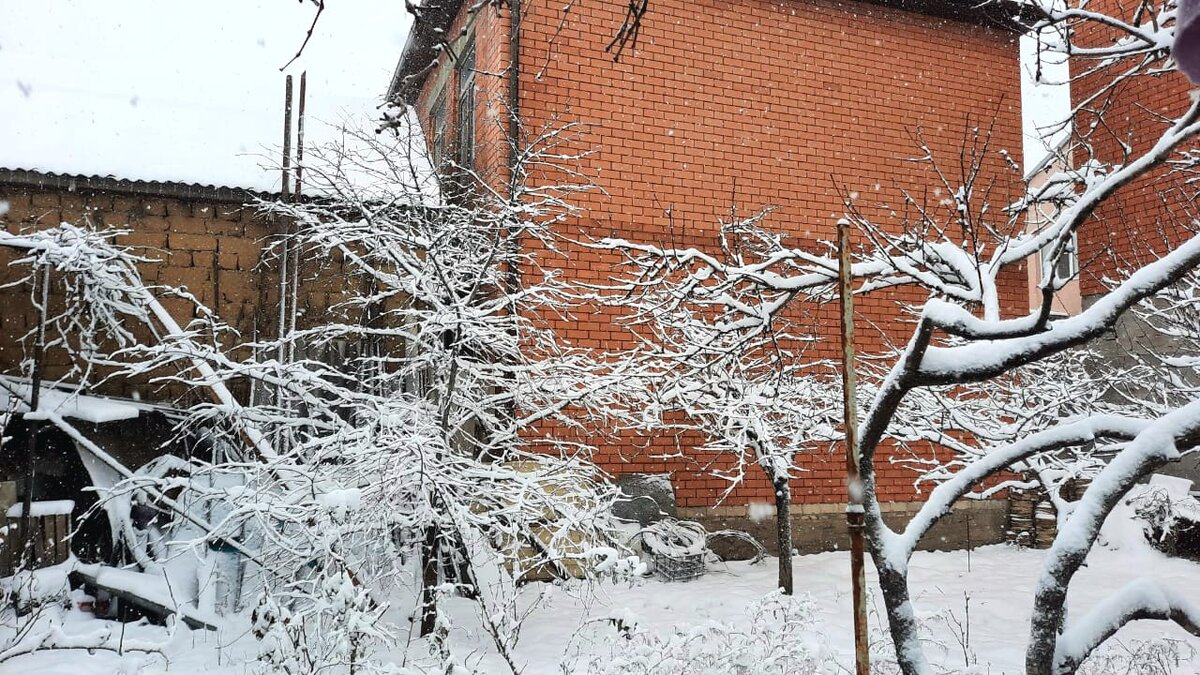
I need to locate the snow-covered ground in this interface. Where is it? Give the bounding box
[5,524,1198,674]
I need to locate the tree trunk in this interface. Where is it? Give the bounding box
[773,477,793,595]
[862,468,930,675]
[419,525,440,637]
[1025,450,1172,675]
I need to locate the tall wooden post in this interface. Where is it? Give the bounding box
[838,219,870,675]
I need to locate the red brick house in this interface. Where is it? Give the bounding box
[1072,16,1195,302]
[389,0,1032,549]
[1067,1,1200,484]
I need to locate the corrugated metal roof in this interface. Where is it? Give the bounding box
[0,168,273,203]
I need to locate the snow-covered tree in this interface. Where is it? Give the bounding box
[0,119,643,672]
[144,119,652,670]
[603,215,840,594]
[598,0,1200,672]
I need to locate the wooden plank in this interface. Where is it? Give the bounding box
[32,520,45,568]
[47,515,59,565]
[2,510,74,573]
[58,514,69,563]
[37,517,51,566]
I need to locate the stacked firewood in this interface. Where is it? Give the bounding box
[1007,486,1037,547]
[1007,476,1092,549]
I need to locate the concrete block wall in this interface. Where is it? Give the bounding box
[0,183,361,404]
[681,499,1007,554]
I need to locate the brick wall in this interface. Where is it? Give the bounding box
[0,183,360,404]
[1071,4,1196,298]
[415,4,514,189]
[1064,3,1200,489]
[413,0,1027,509]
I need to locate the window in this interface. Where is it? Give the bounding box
[430,90,448,169]
[456,41,476,170]
[1042,231,1079,281]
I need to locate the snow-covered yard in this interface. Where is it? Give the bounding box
[1,2,1199,674]
[7,525,1198,674]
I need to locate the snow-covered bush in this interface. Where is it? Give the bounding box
[251,565,391,675]
[101,120,640,672]
[0,116,643,672]
[579,592,837,675]
[1129,485,1200,559]
[1077,637,1197,675]
[1,562,71,615]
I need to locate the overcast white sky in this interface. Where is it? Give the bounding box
[0,1,413,191]
[1020,32,1072,172]
[0,4,1068,188]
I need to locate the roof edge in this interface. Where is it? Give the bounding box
[0,169,275,204]
[387,0,1040,106]
[388,0,466,105]
[858,0,1041,31]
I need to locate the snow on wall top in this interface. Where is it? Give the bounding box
[6,500,75,518]
[2,383,142,425]
[0,375,183,424]
[0,1,413,193]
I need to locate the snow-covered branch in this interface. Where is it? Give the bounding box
[891,414,1148,568]
[1055,577,1200,673]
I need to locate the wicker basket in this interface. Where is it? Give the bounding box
[652,551,705,582]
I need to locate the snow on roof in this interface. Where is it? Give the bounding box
[0,1,413,193]
[0,376,178,424]
[3,383,141,425]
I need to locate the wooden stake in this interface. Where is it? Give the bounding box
[838,218,870,675]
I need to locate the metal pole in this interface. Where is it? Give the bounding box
[275,75,293,451]
[295,72,305,204]
[20,263,50,569]
[288,72,305,366]
[838,218,870,675]
[277,75,293,365]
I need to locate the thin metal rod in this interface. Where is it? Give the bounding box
[273,74,295,456]
[295,72,305,203]
[838,218,870,675]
